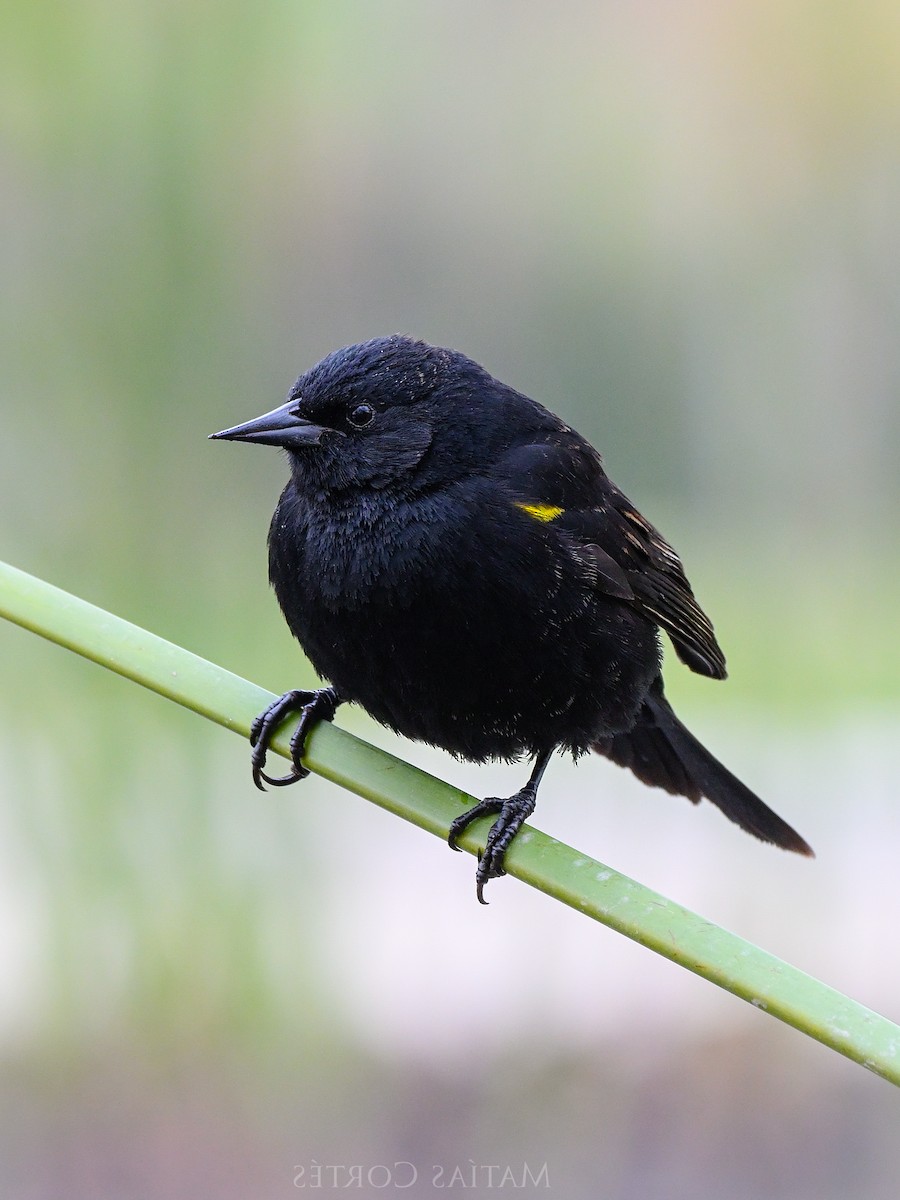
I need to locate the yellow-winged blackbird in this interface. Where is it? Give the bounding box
[211,335,812,901]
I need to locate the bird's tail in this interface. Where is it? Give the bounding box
[592,679,813,856]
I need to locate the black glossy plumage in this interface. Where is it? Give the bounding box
[211,335,812,901]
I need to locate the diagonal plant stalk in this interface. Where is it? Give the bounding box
[2,557,899,1085]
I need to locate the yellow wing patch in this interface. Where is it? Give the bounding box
[515,502,564,523]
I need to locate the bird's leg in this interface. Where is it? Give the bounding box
[249,686,343,790]
[448,748,554,904]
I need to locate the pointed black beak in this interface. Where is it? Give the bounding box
[209,400,334,449]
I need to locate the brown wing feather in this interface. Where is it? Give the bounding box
[562,488,727,680]
[495,432,727,680]
[611,496,727,679]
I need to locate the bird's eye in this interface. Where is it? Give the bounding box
[347,403,375,429]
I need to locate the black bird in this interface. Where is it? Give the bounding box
[211,335,812,901]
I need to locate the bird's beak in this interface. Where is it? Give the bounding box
[209,401,334,448]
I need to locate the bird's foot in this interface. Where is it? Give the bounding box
[448,787,537,904]
[249,687,341,790]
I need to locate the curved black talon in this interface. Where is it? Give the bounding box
[249,687,342,790]
[447,798,504,851]
[447,748,552,903]
[476,789,537,904]
[448,790,537,904]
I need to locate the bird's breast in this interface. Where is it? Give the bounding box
[267,480,657,758]
[300,494,450,609]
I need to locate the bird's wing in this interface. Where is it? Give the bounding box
[581,488,727,679]
[496,435,728,680]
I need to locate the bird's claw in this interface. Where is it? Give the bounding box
[448,790,537,904]
[249,687,341,790]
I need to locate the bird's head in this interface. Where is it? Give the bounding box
[210,335,546,493]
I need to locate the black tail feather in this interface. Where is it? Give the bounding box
[593,680,813,857]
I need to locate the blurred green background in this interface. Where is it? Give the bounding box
[2,1,900,1196]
